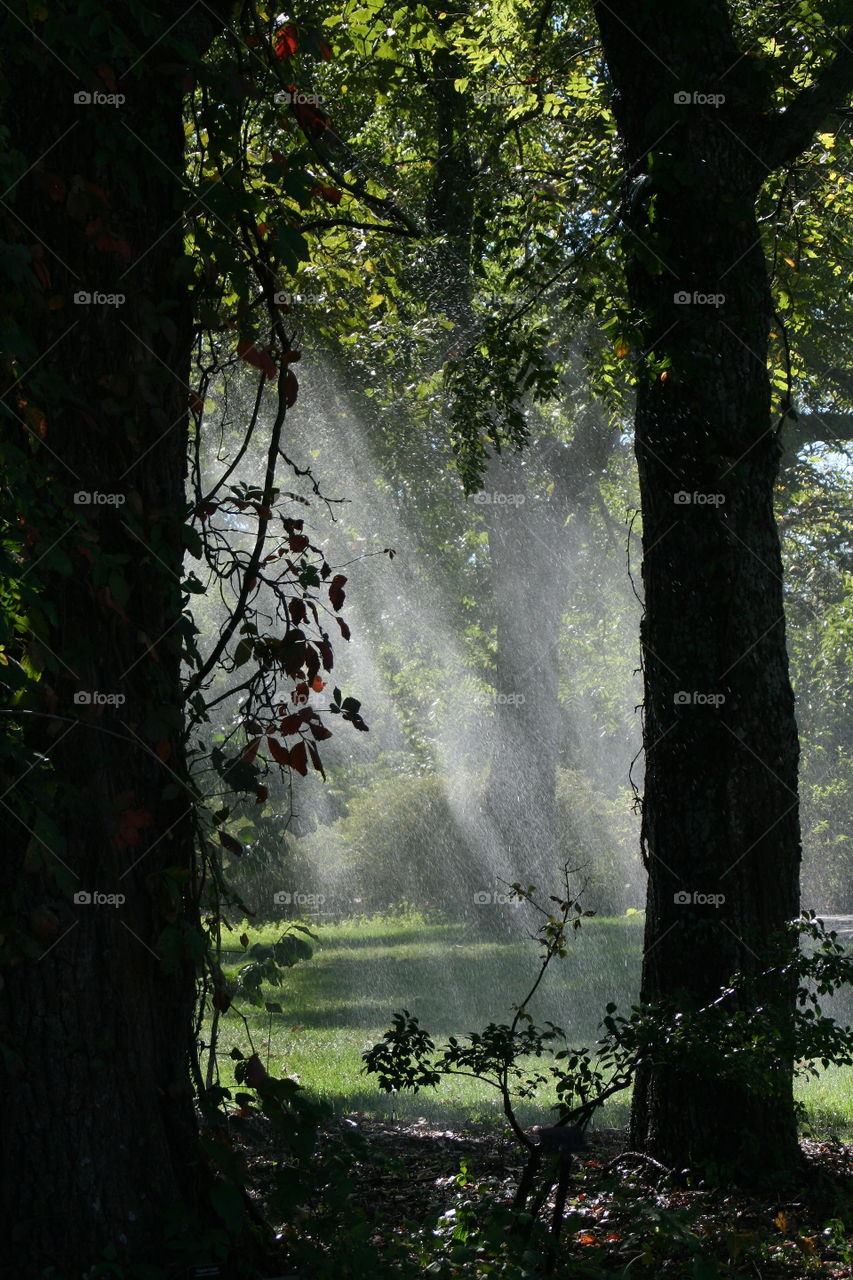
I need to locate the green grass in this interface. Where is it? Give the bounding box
[207,911,852,1136]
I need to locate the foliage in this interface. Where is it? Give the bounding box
[365,908,853,1193]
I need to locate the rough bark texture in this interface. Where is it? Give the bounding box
[0,4,225,1273]
[592,0,810,1176]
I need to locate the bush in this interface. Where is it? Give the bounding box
[555,768,644,915]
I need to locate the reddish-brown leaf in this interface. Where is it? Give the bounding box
[236,336,277,381]
[313,184,343,205]
[307,741,325,778]
[267,736,290,767]
[274,24,299,59]
[289,740,308,776]
[329,574,346,611]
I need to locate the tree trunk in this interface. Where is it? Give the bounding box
[593,0,805,1176]
[0,5,224,1272]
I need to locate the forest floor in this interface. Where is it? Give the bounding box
[231,1111,853,1278]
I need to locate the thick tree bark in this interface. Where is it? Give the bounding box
[589,0,853,1176]
[0,5,225,1273]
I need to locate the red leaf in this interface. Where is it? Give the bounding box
[311,677,325,692]
[289,740,308,776]
[329,574,346,611]
[310,721,332,741]
[45,173,66,202]
[307,741,325,778]
[335,616,351,641]
[94,233,132,262]
[292,101,329,136]
[115,807,155,851]
[237,336,277,380]
[267,736,290,767]
[32,256,51,289]
[97,63,118,92]
[239,932,249,947]
[254,784,268,804]
[317,39,333,61]
[243,736,261,764]
[274,24,299,59]
[155,740,172,762]
[313,184,342,205]
[279,713,302,736]
[284,369,298,407]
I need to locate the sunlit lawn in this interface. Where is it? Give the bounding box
[208,912,853,1136]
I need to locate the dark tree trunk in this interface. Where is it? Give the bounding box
[592,0,814,1176]
[0,5,225,1273]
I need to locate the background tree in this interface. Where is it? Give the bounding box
[591,0,853,1175]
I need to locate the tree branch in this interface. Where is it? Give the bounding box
[762,25,853,169]
[296,216,420,237]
